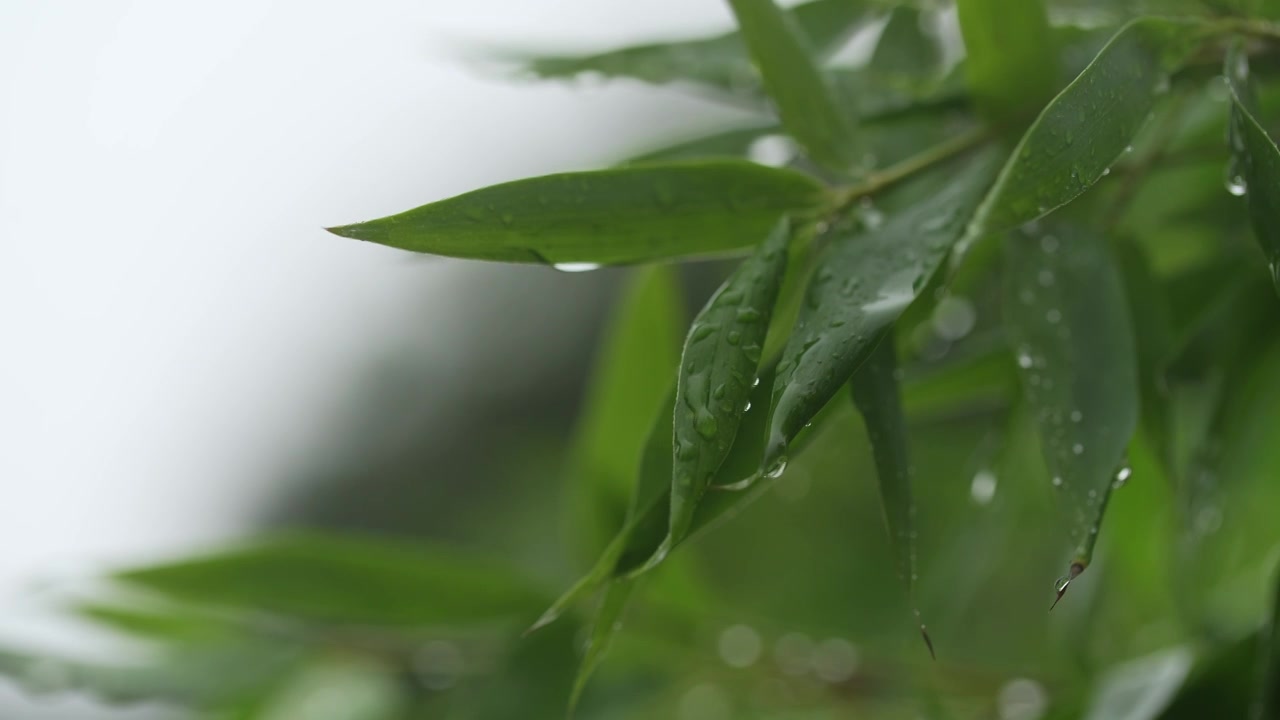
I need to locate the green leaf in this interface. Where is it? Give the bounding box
[727,0,860,171]
[667,219,791,548]
[327,161,828,265]
[115,532,547,627]
[870,5,943,82]
[521,0,869,96]
[764,146,1005,471]
[567,579,634,715]
[1004,221,1139,582]
[251,656,406,720]
[623,124,780,166]
[564,266,684,559]
[1225,39,1280,295]
[968,18,1202,237]
[1262,565,1280,719]
[848,335,932,656]
[1080,648,1194,720]
[956,0,1057,122]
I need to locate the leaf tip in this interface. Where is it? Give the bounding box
[324,221,386,243]
[1049,561,1086,611]
[920,624,936,660]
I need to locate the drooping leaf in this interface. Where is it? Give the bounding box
[667,218,791,549]
[869,5,943,82]
[727,0,860,172]
[567,579,634,715]
[764,146,1005,471]
[956,0,1056,122]
[967,18,1202,238]
[115,532,547,627]
[848,335,932,656]
[1004,221,1139,584]
[1225,39,1280,295]
[520,0,870,98]
[327,161,829,265]
[564,266,684,559]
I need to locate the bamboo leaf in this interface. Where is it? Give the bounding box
[764,146,1005,472]
[1225,39,1280,295]
[1262,565,1280,719]
[1004,220,1138,595]
[667,219,791,549]
[567,579,634,715]
[327,161,828,265]
[956,0,1057,122]
[870,5,942,82]
[968,18,1202,238]
[727,0,860,171]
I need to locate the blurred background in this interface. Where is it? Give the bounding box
[3,1,1280,719]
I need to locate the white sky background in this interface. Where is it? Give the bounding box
[0,0,767,714]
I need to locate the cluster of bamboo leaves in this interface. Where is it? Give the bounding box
[4,0,1280,718]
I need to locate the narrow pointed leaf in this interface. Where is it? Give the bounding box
[968,18,1202,238]
[668,219,790,547]
[1004,221,1138,573]
[1262,566,1280,719]
[567,579,634,715]
[956,0,1057,122]
[522,0,869,96]
[849,336,932,655]
[624,124,779,166]
[1225,39,1280,296]
[327,161,828,265]
[115,532,547,627]
[765,146,1005,469]
[870,5,942,81]
[727,0,860,171]
[564,266,683,557]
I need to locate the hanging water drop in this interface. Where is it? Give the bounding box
[1112,462,1132,489]
[553,262,602,273]
[1224,157,1248,197]
[765,456,788,479]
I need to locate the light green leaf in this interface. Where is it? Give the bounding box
[957,0,1057,122]
[968,18,1202,237]
[327,161,828,265]
[1081,648,1194,720]
[764,146,1005,471]
[521,0,869,96]
[870,5,943,82]
[667,219,790,548]
[567,579,634,715]
[1225,39,1280,295]
[727,0,860,171]
[115,532,547,627]
[253,656,406,720]
[1004,221,1138,585]
[564,266,684,559]
[848,335,932,656]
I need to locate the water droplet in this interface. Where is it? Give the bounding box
[1053,575,1071,593]
[718,625,763,668]
[858,197,884,230]
[970,470,998,505]
[1017,350,1034,369]
[742,400,751,412]
[553,262,601,273]
[765,456,787,479]
[1072,443,1084,455]
[748,134,797,168]
[751,376,761,388]
[1224,159,1247,197]
[1113,463,1132,488]
[695,412,718,439]
[1051,476,1063,487]
[727,330,741,345]
[691,324,717,342]
[712,383,727,399]
[1070,410,1083,423]
[932,296,977,341]
[736,308,762,323]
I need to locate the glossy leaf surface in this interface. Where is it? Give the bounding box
[1225,39,1280,295]
[956,0,1057,121]
[327,161,828,265]
[1004,221,1138,569]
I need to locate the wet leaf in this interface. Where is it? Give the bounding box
[327,161,828,265]
[848,336,932,656]
[564,266,684,559]
[764,146,1006,471]
[521,0,869,97]
[968,18,1202,237]
[727,0,860,171]
[957,0,1057,122]
[1004,221,1139,576]
[667,219,790,548]
[115,532,548,627]
[1224,39,1280,295]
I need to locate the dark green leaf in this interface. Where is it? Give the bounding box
[969,18,1202,237]
[1262,565,1280,719]
[667,219,790,548]
[327,161,828,265]
[728,0,860,171]
[565,266,684,559]
[1225,39,1280,295]
[849,336,932,655]
[956,0,1057,122]
[764,146,1005,471]
[116,532,547,627]
[521,0,869,96]
[1004,221,1139,577]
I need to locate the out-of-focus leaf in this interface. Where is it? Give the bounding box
[666,219,790,549]
[1004,221,1138,579]
[968,18,1202,237]
[849,336,932,655]
[764,146,1005,472]
[1116,240,1176,475]
[1159,634,1259,720]
[957,0,1057,121]
[727,0,860,172]
[77,602,245,645]
[1261,565,1280,719]
[521,0,869,97]
[116,532,547,627]
[564,266,683,559]
[568,579,634,715]
[623,124,780,166]
[251,655,406,720]
[869,5,942,81]
[1082,648,1194,720]
[1225,39,1280,295]
[327,161,828,265]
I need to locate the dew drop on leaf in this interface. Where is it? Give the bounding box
[553,262,602,273]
